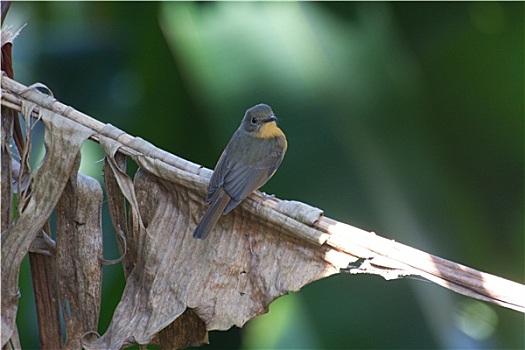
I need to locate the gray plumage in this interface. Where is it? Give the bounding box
[193,104,287,239]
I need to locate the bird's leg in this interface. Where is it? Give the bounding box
[255,192,275,211]
[261,192,275,200]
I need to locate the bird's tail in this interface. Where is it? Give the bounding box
[193,190,231,240]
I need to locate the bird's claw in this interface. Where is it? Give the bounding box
[256,192,275,211]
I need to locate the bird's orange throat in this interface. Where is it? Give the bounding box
[258,121,284,139]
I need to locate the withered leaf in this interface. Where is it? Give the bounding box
[1,108,94,345]
[83,169,350,349]
[56,168,103,349]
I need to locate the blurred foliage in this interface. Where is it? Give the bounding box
[4,2,523,349]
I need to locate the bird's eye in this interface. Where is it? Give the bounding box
[251,117,257,125]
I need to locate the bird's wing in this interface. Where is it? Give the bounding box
[206,148,229,203]
[221,147,284,214]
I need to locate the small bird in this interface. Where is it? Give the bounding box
[193,103,287,240]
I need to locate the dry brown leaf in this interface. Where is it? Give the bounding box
[83,169,352,349]
[1,108,94,345]
[103,152,132,272]
[100,133,145,273]
[158,308,209,349]
[1,106,14,232]
[56,163,103,349]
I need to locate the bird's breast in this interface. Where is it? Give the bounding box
[258,121,285,139]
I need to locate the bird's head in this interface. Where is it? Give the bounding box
[241,103,281,138]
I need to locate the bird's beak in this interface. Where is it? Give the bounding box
[264,115,277,123]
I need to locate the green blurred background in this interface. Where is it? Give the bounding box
[5,1,523,349]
